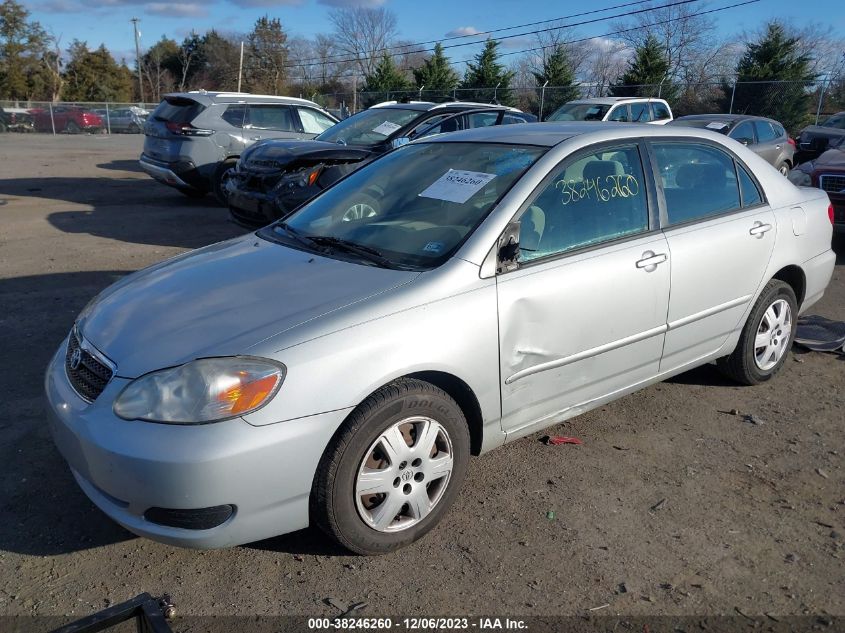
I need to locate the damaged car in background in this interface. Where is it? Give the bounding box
[225,101,536,227]
[789,135,845,230]
[46,123,835,556]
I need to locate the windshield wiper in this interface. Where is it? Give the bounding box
[273,222,321,251]
[308,236,394,268]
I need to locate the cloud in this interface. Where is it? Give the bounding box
[445,26,481,37]
[229,0,303,6]
[146,2,207,16]
[316,0,386,7]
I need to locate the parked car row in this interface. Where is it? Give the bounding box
[49,119,837,555]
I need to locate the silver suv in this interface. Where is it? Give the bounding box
[139,91,338,202]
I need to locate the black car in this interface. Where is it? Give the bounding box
[225,101,536,227]
[796,111,845,163]
[0,107,34,133]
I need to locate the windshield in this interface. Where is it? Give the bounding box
[315,107,422,146]
[547,103,611,122]
[260,142,546,269]
[671,118,732,134]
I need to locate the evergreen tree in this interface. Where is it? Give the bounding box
[362,52,411,104]
[0,0,47,99]
[611,35,675,100]
[533,45,579,119]
[722,22,816,131]
[245,16,289,95]
[61,41,133,102]
[413,43,458,101]
[460,39,515,106]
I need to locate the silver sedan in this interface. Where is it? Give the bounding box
[45,123,836,554]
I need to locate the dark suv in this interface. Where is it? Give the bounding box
[139,92,338,202]
[226,101,536,227]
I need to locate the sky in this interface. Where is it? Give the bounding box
[19,0,845,71]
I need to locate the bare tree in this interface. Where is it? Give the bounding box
[328,7,398,77]
[582,38,629,95]
[43,31,63,102]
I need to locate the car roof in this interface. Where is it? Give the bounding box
[163,91,324,107]
[567,97,669,106]
[370,100,522,113]
[674,113,767,123]
[419,121,737,147]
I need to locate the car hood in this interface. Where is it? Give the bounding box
[800,124,845,140]
[242,140,372,172]
[78,235,419,377]
[813,147,845,169]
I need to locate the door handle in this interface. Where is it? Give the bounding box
[636,251,668,272]
[775,144,782,149]
[250,136,262,141]
[749,221,772,238]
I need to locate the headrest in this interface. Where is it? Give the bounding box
[583,160,624,182]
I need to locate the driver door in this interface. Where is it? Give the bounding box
[496,142,670,435]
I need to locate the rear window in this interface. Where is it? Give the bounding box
[152,97,205,123]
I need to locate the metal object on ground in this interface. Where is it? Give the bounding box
[51,593,175,633]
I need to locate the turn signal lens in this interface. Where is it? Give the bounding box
[829,203,835,225]
[307,167,322,187]
[114,357,285,423]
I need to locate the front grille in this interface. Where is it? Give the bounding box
[819,174,845,194]
[65,330,113,402]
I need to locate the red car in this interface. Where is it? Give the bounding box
[29,106,104,133]
[789,136,845,231]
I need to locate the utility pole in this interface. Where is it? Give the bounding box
[131,18,144,104]
[237,41,244,92]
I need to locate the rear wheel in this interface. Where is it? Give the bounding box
[312,378,470,555]
[776,161,790,177]
[213,159,238,205]
[718,280,797,385]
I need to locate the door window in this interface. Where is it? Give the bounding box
[607,105,629,122]
[409,113,458,137]
[247,105,294,131]
[297,107,336,134]
[754,120,778,142]
[221,105,246,128]
[630,102,652,123]
[517,144,649,262]
[729,121,755,145]
[652,142,743,225]
[737,163,762,206]
[651,102,671,121]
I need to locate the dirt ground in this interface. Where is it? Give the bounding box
[0,134,843,627]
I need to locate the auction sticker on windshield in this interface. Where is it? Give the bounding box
[706,121,729,130]
[372,120,402,136]
[418,169,497,204]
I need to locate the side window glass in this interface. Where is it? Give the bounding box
[408,113,454,137]
[517,144,648,262]
[653,142,741,225]
[737,163,762,207]
[630,102,651,122]
[248,105,294,131]
[651,102,671,120]
[754,120,778,142]
[607,105,629,122]
[467,112,499,128]
[730,121,755,145]
[503,114,527,125]
[221,105,246,128]
[297,107,336,134]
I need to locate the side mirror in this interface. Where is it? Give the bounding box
[497,221,521,273]
[737,137,752,146]
[390,137,410,149]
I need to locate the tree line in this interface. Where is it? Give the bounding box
[1,0,843,131]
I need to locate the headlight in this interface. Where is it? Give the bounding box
[114,357,285,423]
[787,168,812,187]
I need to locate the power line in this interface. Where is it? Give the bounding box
[284,0,709,70]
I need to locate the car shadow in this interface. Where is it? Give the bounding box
[95,159,145,173]
[0,271,140,555]
[243,529,349,557]
[0,176,245,250]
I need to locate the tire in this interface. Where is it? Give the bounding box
[333,192,380,223]
[127,122,140,134]
[312,378,470,555]
[0,121,7,134]
[717,279,797,385]
[66,120,81,134]
[213,159,238,205]
[776,161,790,177]
[177,187,206,199]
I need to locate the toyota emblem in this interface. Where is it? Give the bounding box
[70,348,82,370]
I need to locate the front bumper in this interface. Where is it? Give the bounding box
[227,186,282,228]
[44,340,350,548]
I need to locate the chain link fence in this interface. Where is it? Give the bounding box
[2,79,844,136]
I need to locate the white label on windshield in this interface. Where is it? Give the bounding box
[418,169,497,204]
[706,121,729,130]
[371,120,402,136]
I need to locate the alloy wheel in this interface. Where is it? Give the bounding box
[754,298,792,370]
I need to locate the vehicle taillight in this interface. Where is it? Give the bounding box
[829,203,835,225]
[787,137,796,148]
[165,121,212,137]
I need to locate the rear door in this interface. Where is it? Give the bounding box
[630,102,653,124]
[649,140,776,372]
[752,120,783,166]
[245,104,308,141]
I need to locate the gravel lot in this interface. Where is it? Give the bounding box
[0,134,843,628]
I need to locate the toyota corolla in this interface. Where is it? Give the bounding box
[45,123,836,555]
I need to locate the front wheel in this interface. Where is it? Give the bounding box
[312,378,470,555]
[718,279,797,385]
[213,159,238,205]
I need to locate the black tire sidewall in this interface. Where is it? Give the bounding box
[739,281,797,382]
[322,384,469,554]
[213,160,237,205]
